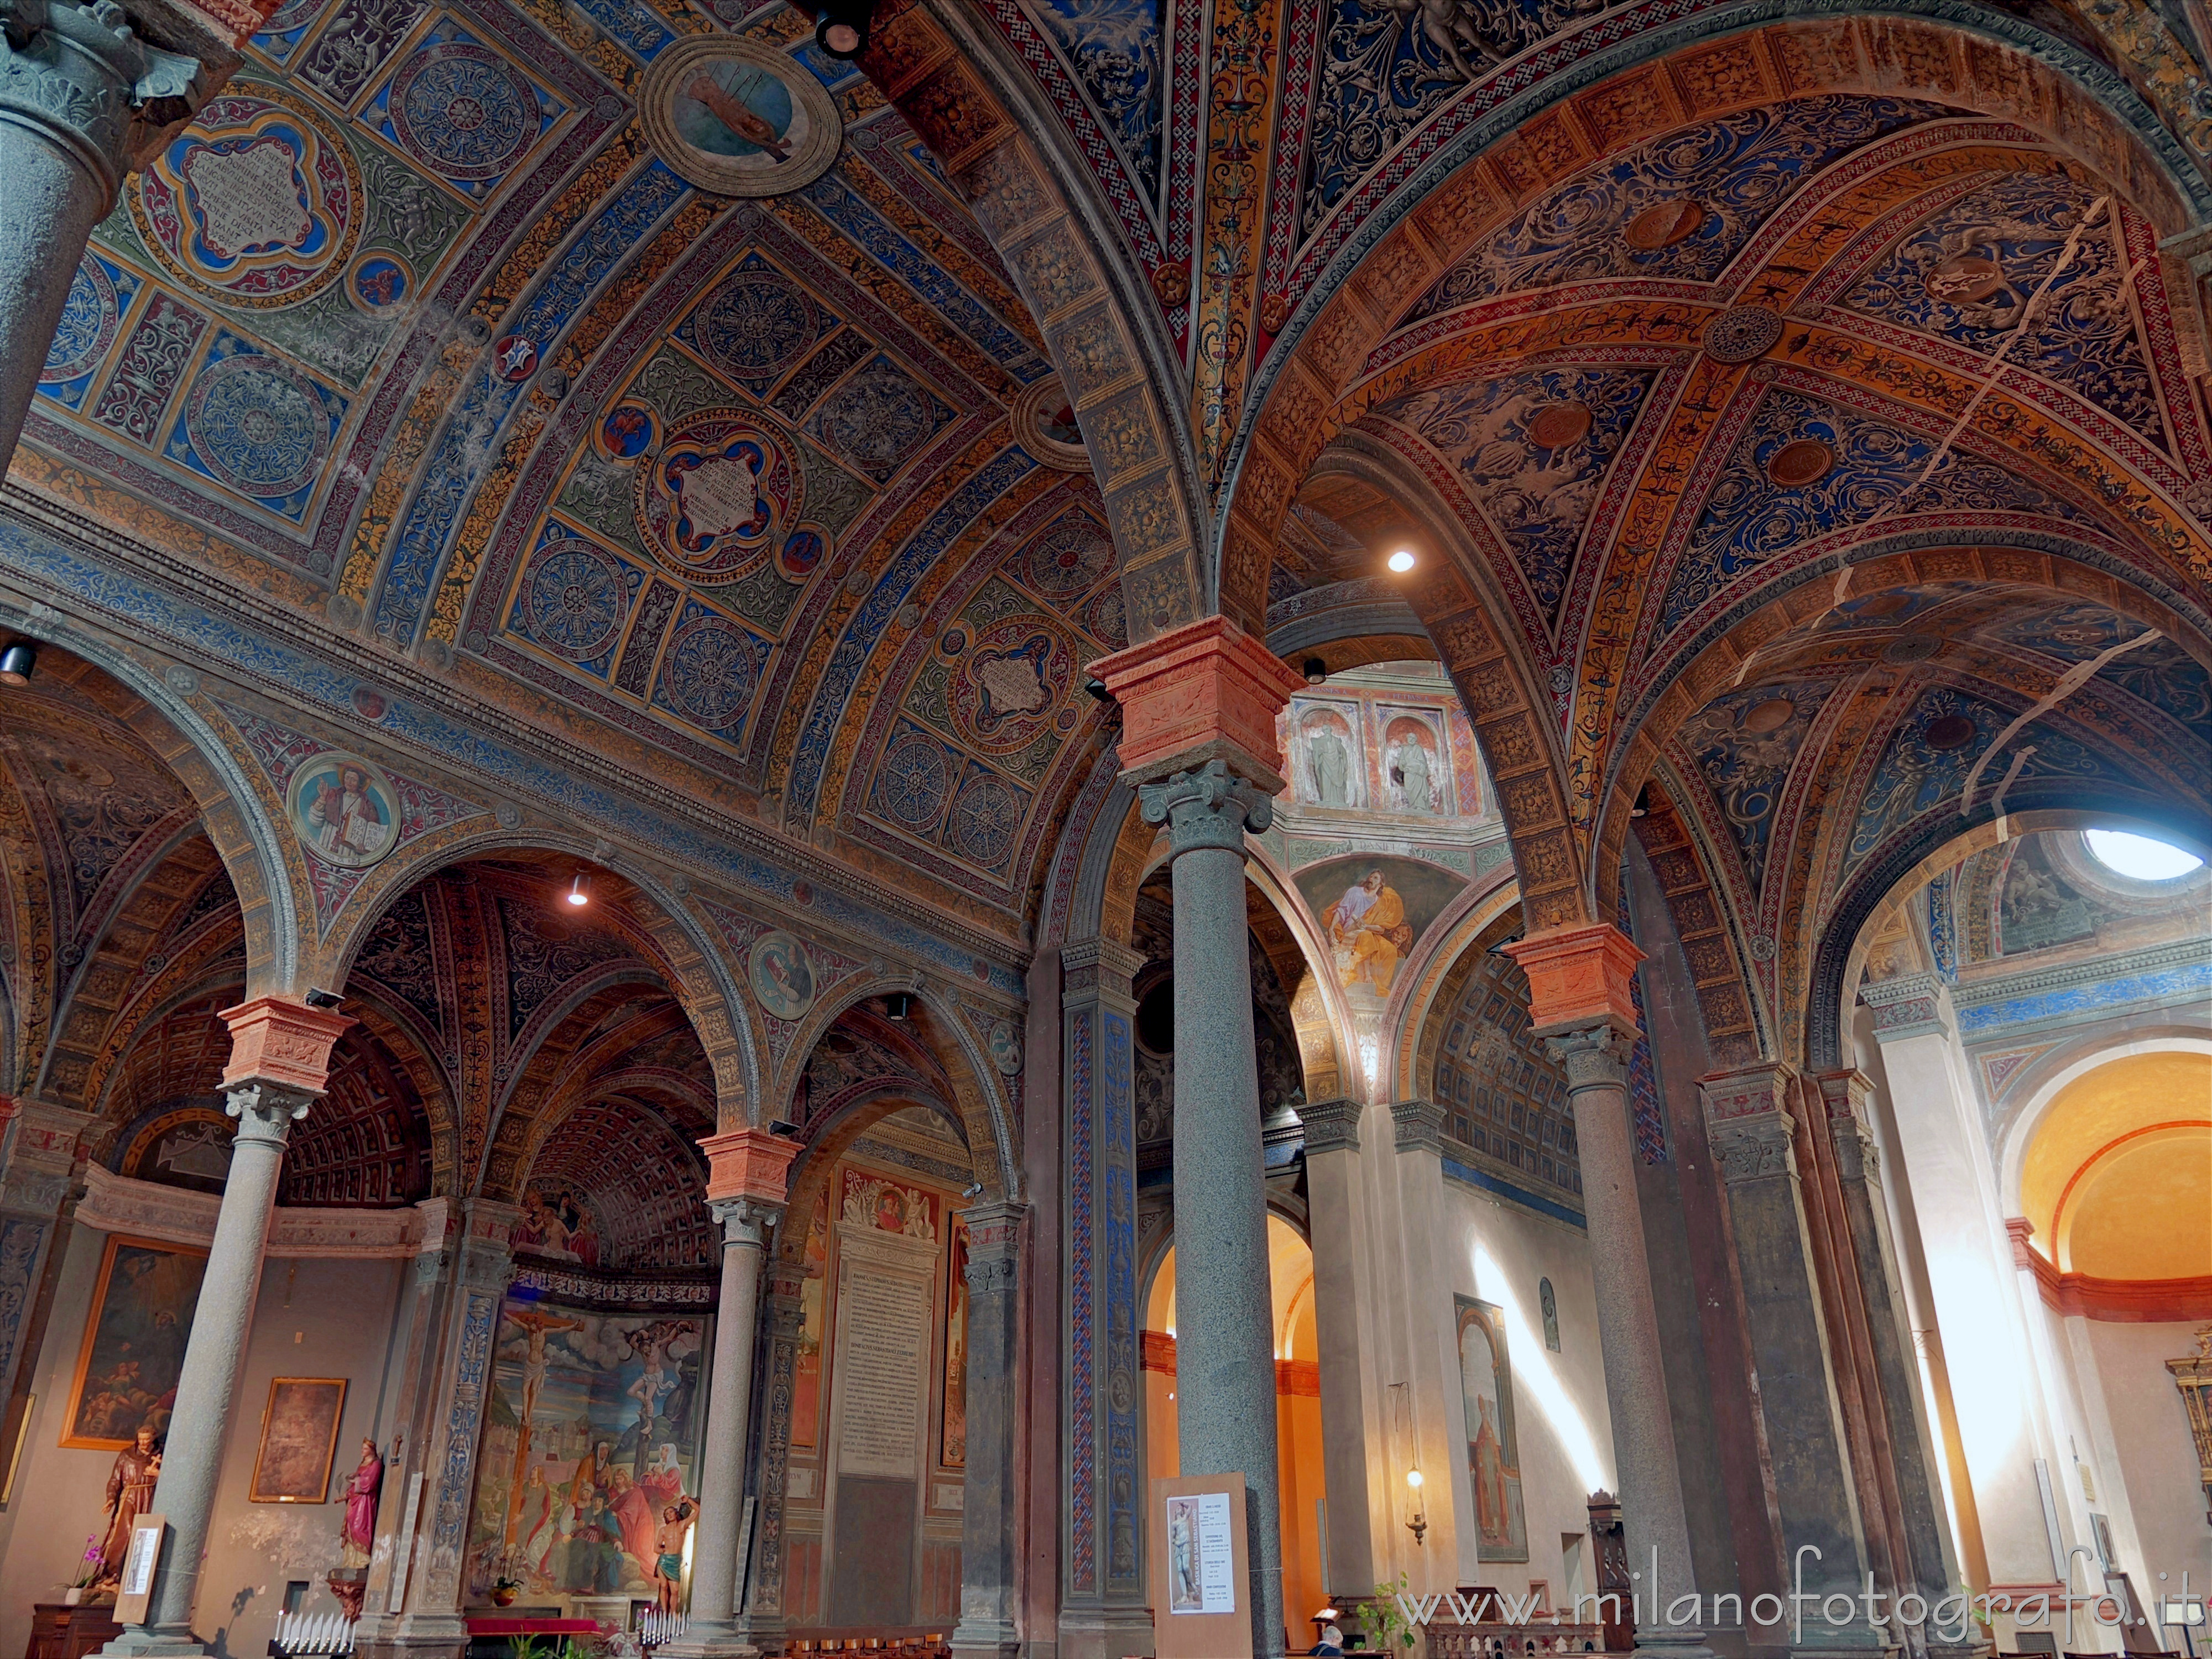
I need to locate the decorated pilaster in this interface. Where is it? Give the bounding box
[101,995,349,1659]
[1815,1070,1975,1657]
[662,1129,800,1659]
[1056,937,1147,1659]
[734,1258,807,1652]
[1505,925,1715,1659]
[1099,612,1302,1659]
[0,1098,92,1422]
[951,1201,1027,1659]
[1297,1096,1376,1595]
[1385,1099,1470,1577]
[357,1198,457,1632]
[1695,1062,1878,1655]
[0,0,225,470]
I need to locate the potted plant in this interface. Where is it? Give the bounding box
[61,1535,105,1605]
[490,1575,522,1609]
[1363,1572,1417,1657]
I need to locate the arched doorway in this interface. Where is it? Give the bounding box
[1142,1215,1328,1646]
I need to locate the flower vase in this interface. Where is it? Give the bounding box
[64,1589,83,1606]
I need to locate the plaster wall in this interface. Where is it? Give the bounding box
[2075,1318,2212,1606]
[0,1225,405,1659]
[1431,1177,1613,1610]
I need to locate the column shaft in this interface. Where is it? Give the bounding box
[951,1202,1027,1659]
[685,1212,768,1638]
[733,1267,805,1652]
[1141,762,1284,1658]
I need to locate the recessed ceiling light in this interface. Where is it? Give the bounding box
[1387,549,1416,573]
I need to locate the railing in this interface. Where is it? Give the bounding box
[270,1611,356,1656]
[1421,1623,1607,1659]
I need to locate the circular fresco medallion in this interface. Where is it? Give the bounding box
[1014,512,1114,602]
[659,611,763,731]
[42,255,121,384]
[182,351,332,501]
[633,407,801,582]
[523,535,628,661]
[285,749,401,869]
[389,39,540,182]
[1741,697,1795,734]
[988,1018,1022,1076]
[346,252,412,314]
[878,729,951,832]
[1624,198,1705,251]
[597,403,658,461]
[1011,376,1089,473]
[780,523,830,580]
[749,929,815,1021]
[129,85,362,309]
[639,34,841,197]
[1923,713,1978,750]
[1766,437,1834,488]
[1924,252,2005,305]
[1702,304,1782,364]
[693,268,818,383]
[1882,634,1942,665]
[949,617,1077,756]
[1527,400,1593,449]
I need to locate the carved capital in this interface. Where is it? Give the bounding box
[1061,936,1145,1000]
[1545,1024,1627,1093]
[1298,1095,1361,1156]
[0,1098,92,1215]
[1698,1061,1794,1126]
[711,1194,782,1249]
[1710,1111,1798,1186]
[958,1199,1023,1297]
[225,1079,314,1147]
[1089,614,1302,789]
[221,994,351,1097]
[1859,971,1949,1040]
[1506,923,1644,1039]
[1830,1114,1881,1187]
[701,1126,803,1207]
[456,1198,519,1290]
[1139,758,1272,858]
[0,0,207,199]
[1390,1097,1444,1155]
[2004,1215,2038,1271]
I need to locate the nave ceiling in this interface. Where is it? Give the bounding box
[2,0,2209,1092]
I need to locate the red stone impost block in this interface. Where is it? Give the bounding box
[220,995,353,1094]
[1087,615,1305,787]
[1504,921,1645,1038]
[1697,1060,1795,1124]
[701,1127,804,1206]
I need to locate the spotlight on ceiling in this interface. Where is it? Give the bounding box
[302,987,345,1011]
[883,990,914,1020]
[815,0,869,59]
[0,641,36,685]
[1387,549,1416,573]
[566,870,592,907]
[768,1118,802,1139]
[1302,657,1328,686]
[1084,677,1113,703]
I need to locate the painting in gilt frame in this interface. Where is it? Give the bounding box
[941,1217,969,1469]
[62,1235,208,1450]
[1455,1294,1528,1562]
[250,1378,348,1503]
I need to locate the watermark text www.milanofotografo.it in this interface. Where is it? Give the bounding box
[1391,1547,2200,1646]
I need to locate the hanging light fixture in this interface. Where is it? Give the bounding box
[1302,658,1328,686]
[566,870,592,907]
[0,641,36,685]
[1387,549,1416,574]
[815,0,870,59]
[1405,1467,1428,1546]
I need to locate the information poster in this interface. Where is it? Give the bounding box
[1151,1472,1253,1659]
[1165,1490,1237,1614]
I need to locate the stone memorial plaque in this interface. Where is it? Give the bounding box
[834,1259,930,1478]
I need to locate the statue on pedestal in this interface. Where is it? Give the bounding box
[96,1422,163,1587]
[329,1438,385,1618]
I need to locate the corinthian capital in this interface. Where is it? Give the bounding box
[1545,1024,1627,1093]
[0,0,209,196]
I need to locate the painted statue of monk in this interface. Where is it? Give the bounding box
[98,1423,161,1583]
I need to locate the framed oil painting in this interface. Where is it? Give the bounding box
[941,1217,969,1469]
[63,1235,208,1449]
[1455,1294,1528,1562]
[249,1378,348,1502]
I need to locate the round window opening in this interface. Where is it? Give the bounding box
[2083,828,2204,881]
[1136,977,1175,1056]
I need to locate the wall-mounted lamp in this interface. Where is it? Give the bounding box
[1302,657,1328,686]
[0,641,36,686]
[1405,1467,1427,1546]
[882,990,914,1020]
[565,870,592,907]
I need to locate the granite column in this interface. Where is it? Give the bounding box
[1506,926,1714,1659]
[101,995,351,1659]
[664,1128,799,1659]
[951,1201,1027,1659]
[0,0,211,469]
[1095,614,1303,1659]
